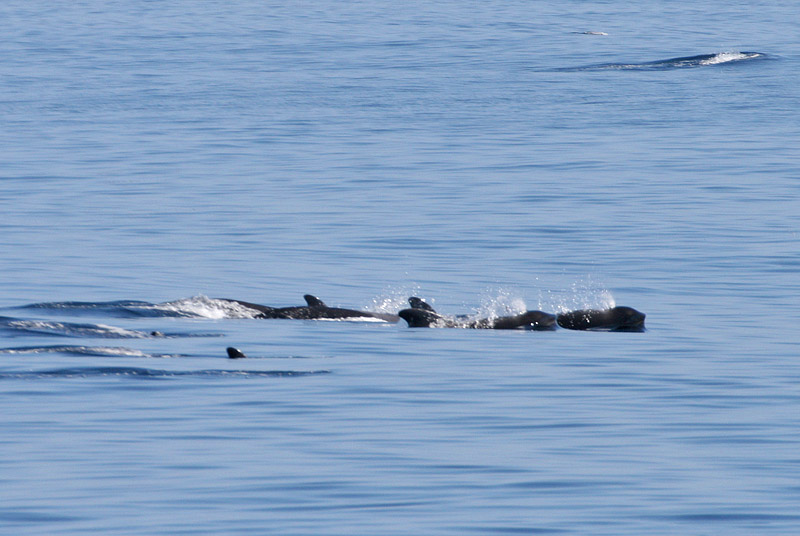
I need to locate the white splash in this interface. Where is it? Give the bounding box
[477,288,528,319]
[532,277,616,313]
[367,285,423,314]
[700,51,759,65]
[144,296,261,319]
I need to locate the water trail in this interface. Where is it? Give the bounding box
[15,296,275,319]
[0,345,181,358]
[0,367,331,379]
[13,300,157,318]
[0,315,166,339]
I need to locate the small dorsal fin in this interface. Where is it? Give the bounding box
[408,296,436,312]
[304,294,326,307]
[227,347,247,359]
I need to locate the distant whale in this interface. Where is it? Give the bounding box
[221,295,400,323]
[565,51,766,72]
[556,306,645,332]
[399,298,557,330]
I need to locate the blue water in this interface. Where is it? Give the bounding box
[2,1,800,534]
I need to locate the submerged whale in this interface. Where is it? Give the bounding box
[572,51,765,72]
[221,294,400,323]
[399,298,557,330]
[556,306,645,332]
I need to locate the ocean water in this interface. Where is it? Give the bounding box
[2,1,799,534]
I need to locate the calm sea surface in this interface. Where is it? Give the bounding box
[2,1,799,534]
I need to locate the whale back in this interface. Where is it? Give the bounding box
[556,306,645,331]
[490,311,557,330]
[398,308,448,327]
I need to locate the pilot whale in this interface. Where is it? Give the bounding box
[556,306,645,332]
[221,295,401,323]
[399,298,557,330]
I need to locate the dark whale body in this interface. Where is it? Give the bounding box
[222,295,400,323]
[399,299,557,330]
[227,347,247,359]
[556,306,645,332]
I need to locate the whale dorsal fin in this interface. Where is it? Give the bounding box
[408,297,436,312]
[304,294,326,307]
[227,347,247,359]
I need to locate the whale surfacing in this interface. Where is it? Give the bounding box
[556,306,645,332]
[399,298,557,330]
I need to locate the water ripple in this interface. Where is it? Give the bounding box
[0,367,331,379]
